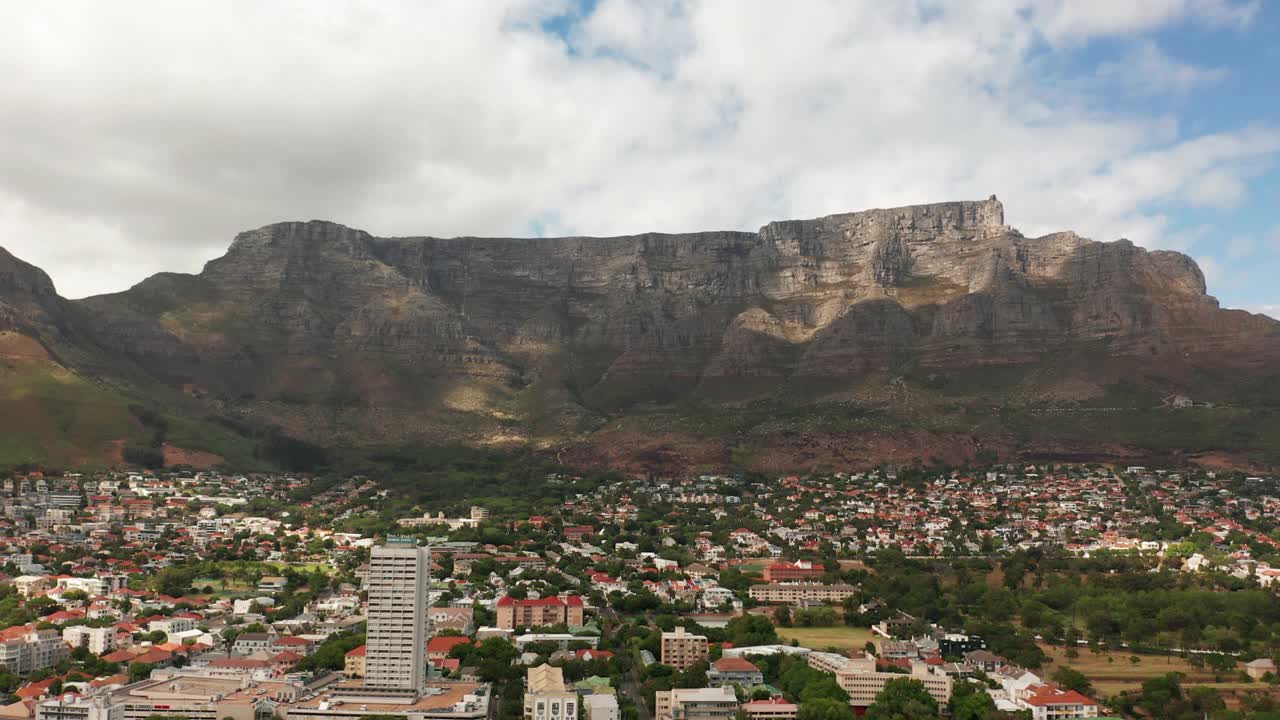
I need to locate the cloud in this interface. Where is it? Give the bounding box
[0,0,1273,298]
[1096,41,1228,97]
[1029,0,1258,44]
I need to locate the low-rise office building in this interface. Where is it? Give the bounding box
[835,665,952,709]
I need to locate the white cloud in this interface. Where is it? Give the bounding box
[1096,41,1228,97]
[0,0,1272,298]
[1186,170,1249,208]
[1029,0,1258,44]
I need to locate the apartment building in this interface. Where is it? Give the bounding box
[364,540,432,694]
[523,665,577,720]
[0,629,70,674]
[56,575,128,597]
[660,627,709,670]
[149,617,195,640]
[747,583,858,605]
[63,626,118,655]
[343,645,366,678]
[654,687,738,720]
[495,596,585,630]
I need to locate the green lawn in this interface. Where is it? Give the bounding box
[191,577,255,597]
[777,625,879,652]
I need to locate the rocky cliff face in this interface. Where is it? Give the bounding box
[5,197,1278,462]
[0,247,69,336]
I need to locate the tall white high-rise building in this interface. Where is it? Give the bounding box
[364,538,431,694]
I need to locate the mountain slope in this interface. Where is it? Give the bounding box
[5,197,1280,470]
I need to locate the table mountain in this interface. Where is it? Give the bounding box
[4,197,1280,470]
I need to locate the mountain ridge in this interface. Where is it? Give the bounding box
[3,196,1279,471]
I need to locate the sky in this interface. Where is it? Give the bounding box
[0,1,1277,317]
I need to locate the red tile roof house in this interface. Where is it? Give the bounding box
[132,647,176,666]
[100,649,141,664]
[707,657,764,687]
[14,679,58,701]
[270,651,304,675]
[426,636,472,663]
[271,636,316,655]
[564,526,595,542]
[434,658,461,673]
[1019,686,1101,719]
[574,649,614,662]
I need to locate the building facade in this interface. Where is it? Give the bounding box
[706,657,763,687]
[747,584,858,605]
[739,699,797,720]
[660,627,709,671]
[654,687,737,720]
[835,667,952,709]
[365,540,432,693]
[583,695,618,720]
[63,626,118,656]
[37,693,123,720]
[0,630,70,674]
[523,665,577,720]
[495,596,585,630]
[761,562,825,582]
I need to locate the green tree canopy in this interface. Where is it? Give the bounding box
[865,678,940,720]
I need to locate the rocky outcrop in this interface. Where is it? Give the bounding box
[5,197,1278,454]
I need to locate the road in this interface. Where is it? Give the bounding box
[602,607,653,720]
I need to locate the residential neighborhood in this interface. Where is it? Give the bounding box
[0,464,1276,720]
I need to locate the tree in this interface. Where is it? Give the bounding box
[1049,666,1093,697]
[775,606,792,627]
[865,678,940,720]
[153,567,196,597]
[796,699,855,720]
[948,681,997,720]
[726,615,778,647]
[674,661,709,689]
[297,632,365,672]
